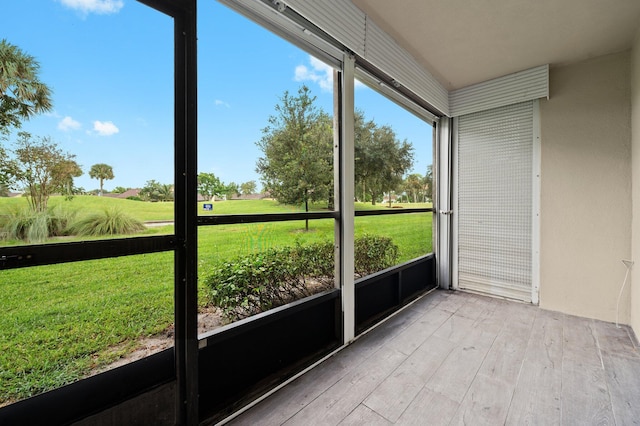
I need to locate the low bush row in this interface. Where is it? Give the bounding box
[205,234,399,321]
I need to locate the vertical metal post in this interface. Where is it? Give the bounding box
[531,99,541,304]
[432,122,438,265]
[436,117,453,289]
[338,54,355,343]
[174,0,198,424]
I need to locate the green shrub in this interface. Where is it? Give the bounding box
[354,233,399,277]
[69,207,145,236]
[206,242,334,320]
[205,235,398,321]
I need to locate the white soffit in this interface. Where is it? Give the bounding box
[449,65,548,117]
[352,0,640,90]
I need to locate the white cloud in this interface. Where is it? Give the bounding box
[215,99,230,108]
[59,0,124,15]
[93,120,119,136]
[294,56,334,92]
[58,116,81,131]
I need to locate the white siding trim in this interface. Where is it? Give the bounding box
[362,17,449,115]
[354,67,439,125]
[284,0,449,115]
[450,65,548,117]
[284,0,366,54]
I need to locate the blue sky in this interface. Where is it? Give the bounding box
[2,0,432,192]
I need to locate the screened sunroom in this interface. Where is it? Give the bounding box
[1,0,640,424]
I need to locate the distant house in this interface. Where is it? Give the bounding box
[382,193,398,204]
[229,192,269,201]
[118,189,141,199]
[103,189,141,199]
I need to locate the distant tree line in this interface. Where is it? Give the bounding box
[196,173,259,201]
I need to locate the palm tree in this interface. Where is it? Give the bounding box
[0,39,53,134]
[89,163,114,196]
[158,184,174,202]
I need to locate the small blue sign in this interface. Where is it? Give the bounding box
[203,203,213,211]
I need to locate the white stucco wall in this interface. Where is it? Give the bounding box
[631,30,640,338]
[539,52,632,323]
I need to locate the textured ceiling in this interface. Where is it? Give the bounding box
[352,0,640,90]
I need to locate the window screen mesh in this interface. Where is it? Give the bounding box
[457,101,533,301]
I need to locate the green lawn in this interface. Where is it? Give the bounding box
[1,195,175,222]
[0,196,432,404]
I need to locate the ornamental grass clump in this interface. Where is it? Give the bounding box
[0,206,77,243]
[69,207,145,236]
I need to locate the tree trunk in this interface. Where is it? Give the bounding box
[304,197,309,231]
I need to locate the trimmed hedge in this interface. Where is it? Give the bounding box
[205,234,398,320]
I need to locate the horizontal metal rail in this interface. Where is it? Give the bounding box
[355,207,433,217]
[197,211,338,226]
[0,235,177,270]
[196,208,433,226]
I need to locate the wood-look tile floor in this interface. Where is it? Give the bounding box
[226,290,640,425]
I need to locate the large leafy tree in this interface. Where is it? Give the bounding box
[224,181,240,199]
[424,164,433,202]
[404,173,424,203]
[8,132,82,212]
[0,144,12,188]
[89,163,114,196]
[256,85,333,230]
[355,122,414,205]
[0,39,53,135]
[197,172,226,201]
[353,110,376,203]
[240,180,257,195]
[56,158,83,200]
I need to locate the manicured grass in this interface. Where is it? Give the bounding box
[0,253,174,405]
[0,197,432,404]
[0,195,175,222]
